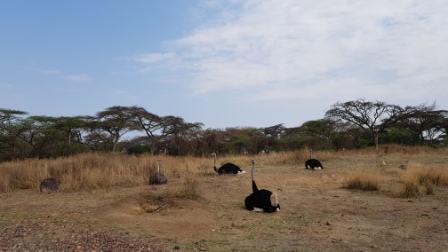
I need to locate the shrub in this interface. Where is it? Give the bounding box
[127,145,152,155]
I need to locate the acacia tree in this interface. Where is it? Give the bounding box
[7,116,67,158]
[94,106,141,152]
[158,116,204,155]
[51,116,86,156]
[127,106,164,153]
[0,109,28,128]
[325,99,407,149]
[393,103,447,145]
[0,109,29,160]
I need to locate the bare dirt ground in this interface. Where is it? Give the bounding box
[1,155,448,251]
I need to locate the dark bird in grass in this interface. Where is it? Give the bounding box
[213,153,247,175]
[149,160,168,185]
[305,149,324,170]
[244,160,280,213]
[39,178,60,192]
[305,159,324,170]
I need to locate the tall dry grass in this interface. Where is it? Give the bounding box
[344,172,380,191]
[0,150,308,192]
[395,163,448,197]
[1,145,448,195]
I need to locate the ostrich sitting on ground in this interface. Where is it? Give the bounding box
[213,153,247,175]
[149,160,168,185]
[305,149,324,170]
[39,178,60,192]
[305,159,324,170]
[244,160,280,213]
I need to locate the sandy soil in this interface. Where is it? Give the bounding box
[1,160,448,251]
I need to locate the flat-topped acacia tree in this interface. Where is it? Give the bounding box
[325,99,407,150]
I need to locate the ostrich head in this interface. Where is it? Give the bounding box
[270,192,280,211]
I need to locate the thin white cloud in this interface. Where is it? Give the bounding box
[134,52,176,64]
[39,69,60,75]
[64,74,91,82]
[135,0,448,103]
[0,83,13,89]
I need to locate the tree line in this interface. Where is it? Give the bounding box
[1,99,447,161]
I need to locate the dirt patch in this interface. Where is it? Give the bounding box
[2,159,448,251]
[94,196,218,239]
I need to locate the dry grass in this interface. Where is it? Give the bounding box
[1,145,448,198]
[394,163,448,197]
[2,145,448,251]
[344,172,380,191]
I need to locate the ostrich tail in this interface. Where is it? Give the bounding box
[252,180,259,193]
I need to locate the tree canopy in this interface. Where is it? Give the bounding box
[0,100,447,161]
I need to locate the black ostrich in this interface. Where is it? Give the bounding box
[244,160,280,213]
[305,159,324,170]
[213,153,247,175]
[305,149,324,170]
[149,160,168,185]
[39,178,60,192]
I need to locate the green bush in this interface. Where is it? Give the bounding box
[127,145,152,155]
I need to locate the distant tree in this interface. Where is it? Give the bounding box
[392,103,447,145]
[330,121,361,149]
[0,108,28,128]
[299,119,334,150]
[159,116,204,155]
[0,109,29,160]
[51,116,87,156]
[380,127,418,145]
[127,106,164,153]
[219,127,259,154]
[437,113,448,145]
[259,124,287,152]
[7,116,67,158]
[325,99,407,149]
[197,128,227,155]
[95,106,141,152]
[281,126,304,150]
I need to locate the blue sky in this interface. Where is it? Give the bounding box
[2,1,448,129]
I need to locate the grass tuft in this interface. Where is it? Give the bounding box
[344,172,380,191]
[174,176,200,199]
[395,164,448,198]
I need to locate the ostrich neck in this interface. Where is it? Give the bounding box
[251,162,254,182]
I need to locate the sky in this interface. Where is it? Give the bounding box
[1,0,448,130]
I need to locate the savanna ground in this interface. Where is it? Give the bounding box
[1,146,448,251]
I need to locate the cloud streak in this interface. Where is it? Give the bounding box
[63,74,91,82]
[134,0,448,104]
